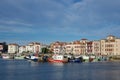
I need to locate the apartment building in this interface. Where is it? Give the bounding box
[92,40,101,55]
[19,46,26,53]
[71,41,81,55]
[26,42,41,53]
[86,41,100,55]
[100,35,120,56]
[65,39,88,55]
[80,39,88,55]
[65,42,74,54]
[8,43,19,54]
[50,41,66,54]
[86,41,92,54]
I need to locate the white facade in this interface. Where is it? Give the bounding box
[50,41,66,54]
[26,42,41,53]
[65,43,74,54]
[26,45,34,53]
[19,46,26,53]
[8,44,19,54]
[65,42,81,55]
[92,41,100,55]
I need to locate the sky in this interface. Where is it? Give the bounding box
[0,0,120,45]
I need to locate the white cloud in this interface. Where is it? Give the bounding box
[0,20,32,26]
[0,25,34,33]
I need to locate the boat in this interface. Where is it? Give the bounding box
[66,55,82,63]
[68,58,82,63]
[82,55,89,62]
[89,55,96,62]
[25,55,38,62]
[2,54,10,59]
[68,56,83,63]
[14,56,25,59]
[48,54,68,63]
[25,53,39,62]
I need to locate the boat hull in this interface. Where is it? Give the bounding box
[69,58,82,63]
[2,54,10,59]
[48,58,68,63]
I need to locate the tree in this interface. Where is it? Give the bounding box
[41,48,49,54]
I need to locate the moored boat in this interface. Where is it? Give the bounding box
[68,58,82,63]
[68,56,83,63]
[24,53,39,62]
[82,55,89,62]
[25,55,38,62]
[2,54,10,59]
[14,56,25,59]
[48,54,68,63]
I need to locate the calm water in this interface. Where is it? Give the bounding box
[0,59,120,80]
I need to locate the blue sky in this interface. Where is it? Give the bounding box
[0,0,120,45]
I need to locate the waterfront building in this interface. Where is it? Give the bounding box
[72,41,81,55]
[50,41,66,54]
[8,43,19,54]
[100,35,120,56]
[26,42,41,53]
[92,40,101,55]
[86,40,100,55]
[80,39,88,55]
[65,39,88,55]
[19,46,26,53]
[65,42,74,54]
[86,41,93,54]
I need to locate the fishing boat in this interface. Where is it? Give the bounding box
[25,53,39,62]
[68,58,82,63]
[68,56,83,63]
[48,54,68,63]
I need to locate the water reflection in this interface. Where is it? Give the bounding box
[0,59,120,80]
[50,63,64,66]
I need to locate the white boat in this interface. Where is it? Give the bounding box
[82,55,89,62]
[2,54,10,59]
[48,54,68,63]
[82,55,89,59]
[25,55,38,62]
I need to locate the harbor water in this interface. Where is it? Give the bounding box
[0,59,120,80]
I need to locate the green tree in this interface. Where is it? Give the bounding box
[41,48,49,54]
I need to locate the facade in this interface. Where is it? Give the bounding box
[80,39,88,55]
[19,46,26,53]
[50,35,120,56]
[86,41,100,55]
[100,35,120,56]
[86,41,93,54]
[26,42,41,53]
[8,43,19,54]
[65,39,88,55]
[92,41,101,55]
[72,41,81,55]
[3,35,120,56]
[50,41,66,54]
[65,42,74,54]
